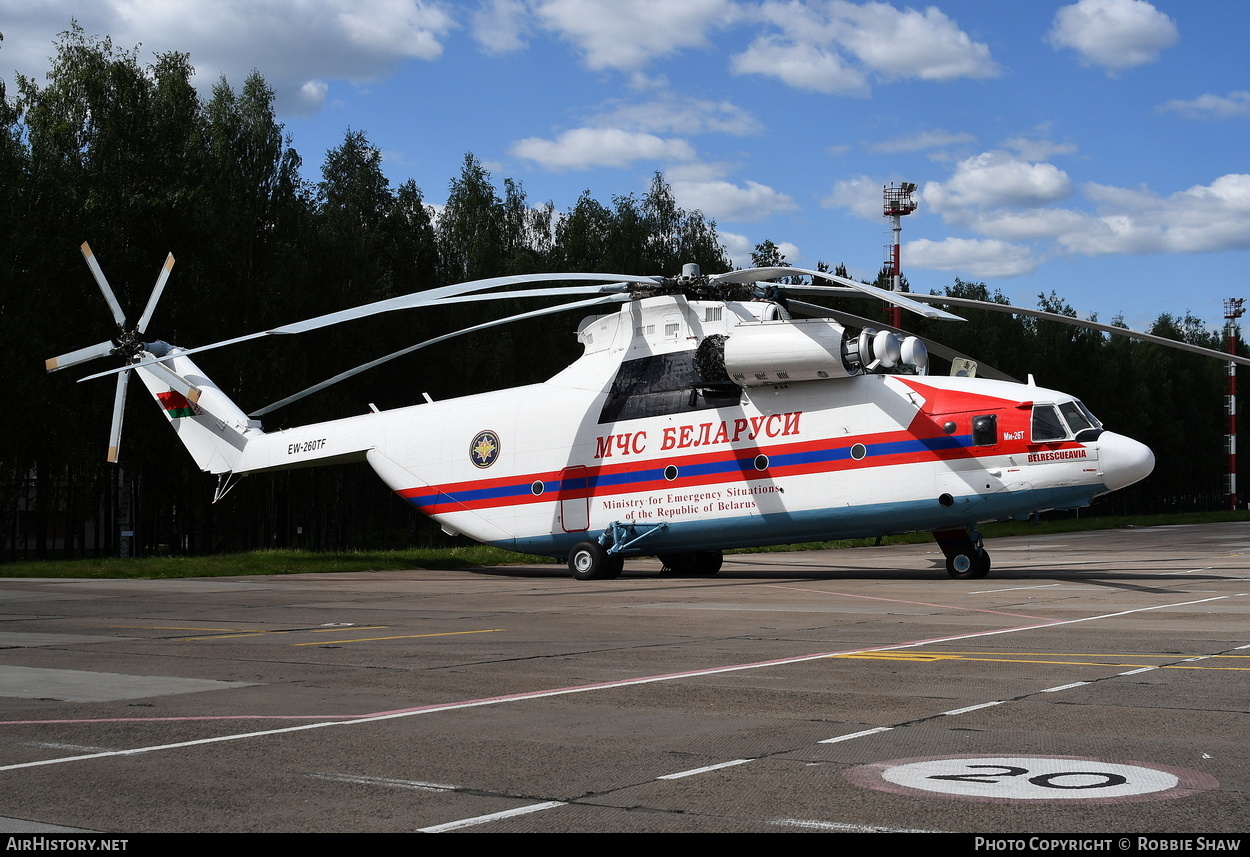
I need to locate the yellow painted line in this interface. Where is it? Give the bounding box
[292,628,504,647]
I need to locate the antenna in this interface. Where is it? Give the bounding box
[883,182,918,329]
[1225,298,1245,510]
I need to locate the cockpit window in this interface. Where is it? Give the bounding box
[1031,405,1067,443]
[1058,401,1093,434]
[1076,400,1103,430]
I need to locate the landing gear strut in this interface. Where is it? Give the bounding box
[933,527,991,580]
[567,521,668,580]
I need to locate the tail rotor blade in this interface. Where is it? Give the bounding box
[107,370,130,463]
[81,242,128,329]
[136,253,175,334]
[46,340,115,372]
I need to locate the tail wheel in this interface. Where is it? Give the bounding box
[569,540,621,581]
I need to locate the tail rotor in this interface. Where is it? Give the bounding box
[45,242,188,463]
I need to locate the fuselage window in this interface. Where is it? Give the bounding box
[1031,404,1068,443]
[972,414,998,446]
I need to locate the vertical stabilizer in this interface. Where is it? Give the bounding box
[132,347,262,474]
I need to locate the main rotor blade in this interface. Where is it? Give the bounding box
[270,273,653,335]
[78,278,641,383]
[107,370,130,463]
[46,340,114,372]
[136,252,175,334]
[715,266,965,322]
[250,293,631,417]
[903,293,1250,367]
[144,359,203,404]
[788,300,1019,382]
[81,242,127,329]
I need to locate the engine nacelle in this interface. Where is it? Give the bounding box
[711,320,930,387]
[722,319,858,386]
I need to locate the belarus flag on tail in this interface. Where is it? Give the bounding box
[157,390,201,419]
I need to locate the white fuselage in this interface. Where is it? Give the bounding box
[189,295,1152,558]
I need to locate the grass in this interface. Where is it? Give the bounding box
[4,510,1247,580]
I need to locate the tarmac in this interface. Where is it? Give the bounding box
[0,521,1246,833]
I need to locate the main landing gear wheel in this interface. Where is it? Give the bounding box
[946,548,991,580]
[568,540,623,581]
[657,551,723,577]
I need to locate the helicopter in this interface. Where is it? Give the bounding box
[48,242,1249,580]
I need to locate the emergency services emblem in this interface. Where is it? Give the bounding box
[470,430,500,468]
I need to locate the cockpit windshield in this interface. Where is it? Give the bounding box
[1033,400,1104,443]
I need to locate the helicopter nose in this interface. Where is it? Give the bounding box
[1097,432,1155,491]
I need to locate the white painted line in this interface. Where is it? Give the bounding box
[311,772,457,792]
[1041,681,1090,693]
[419,801,564,833]
[774,818,938,833]
[970,583,1063,594]
[658,758,752,779]
[3,594,1236,774]
[1118,667,1157,676]
[941,701,1004,716]
[1235,642,1250,650]
[819,726,892,744]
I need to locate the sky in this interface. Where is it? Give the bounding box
[3,0,1248,332]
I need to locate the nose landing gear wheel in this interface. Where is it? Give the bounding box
[933,527,992,580]
[946,548,990,579]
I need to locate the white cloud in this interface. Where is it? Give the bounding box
[336,0,455,59]
[510,127,696,170]
[925,151,1073,213]
[970,208,1090,241]
[670,177,797,223]
[731,35,868,96]
[1047,0,1177,73]
[732,0,997,94]
[295,79,330,113]
[590,94,763,136]
[906,238,1039,278]
[532,0,736,71]
[1157,91,1250,120]
[1061,174,1250,255]
[719,231,755,267]
[3,1,457,116]
[831,1,999,82]
[1000,135,1078,161]
[821,174,884,220]
[871,129,976,154]
[471,0,529,53]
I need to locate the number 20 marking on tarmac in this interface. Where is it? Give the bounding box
[847,756,1218,803]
